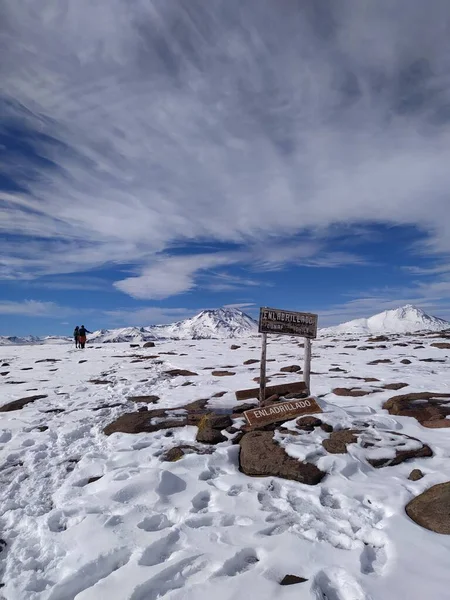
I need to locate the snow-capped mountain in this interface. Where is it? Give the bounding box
[0,335,70,346]
[89,308,258,343]
[321,305,450,336]
[152,308,258,339]
[88,327,156,344]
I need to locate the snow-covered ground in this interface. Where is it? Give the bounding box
[1,334,450,599]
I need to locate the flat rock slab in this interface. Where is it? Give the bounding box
[406,482,450,534]
[280,575,308,586]
[0,394,48,412]
[368,359,392,365]
[243,359,259,365]
[164,369,198,377]
[323,429,432,467]
[431,342,450,349]
[383,392,450,428]
[35,359,61,363]
[332,388,376,397]
[382,383,408,390]
[239,431,325,485]
[211,371,236,376]
[127,395,160,404]
[280,365,302,373]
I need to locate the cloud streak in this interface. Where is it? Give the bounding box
[1,0,450,298]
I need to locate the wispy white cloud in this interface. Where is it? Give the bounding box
[0,300,69,317]
[1,0,450,298]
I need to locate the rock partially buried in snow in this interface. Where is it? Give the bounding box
[280,575,308,585]
[127,395,160,404]
[332,388,376,397]
[161,445,214,462]
[239,431,326,485]
[280,364,302,373]
[322,429,432,467]
[406,482,450,534]
[164,369,198,377]
[382,382,409,390]
[211,370,236,376]
[409,469,424,481]
[143,341,155,348]
[431,342,450,349]
[0,394,48,412]
[196,414,231,444]
[383,392,450,428]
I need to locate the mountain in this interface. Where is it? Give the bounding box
[151,308,258,339]
[0,335,70,346]
[88,308,258,343]
[88,327,156,344]
[321,305,450,336]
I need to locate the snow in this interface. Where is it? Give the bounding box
[321,305,450,336]
[1,332,450,599]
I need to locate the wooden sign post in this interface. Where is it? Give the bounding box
[257,307,318,405]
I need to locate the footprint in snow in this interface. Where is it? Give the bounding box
[139,530,180,567]
[313,568,368,600]
[190,490,211,513]
[137,514,172,532]
[213,548,259,578]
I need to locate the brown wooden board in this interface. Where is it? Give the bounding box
[259,307,318,338]
[244,397,322,427]
[235,381,308,401]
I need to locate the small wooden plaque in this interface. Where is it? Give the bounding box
[243,397,322,427]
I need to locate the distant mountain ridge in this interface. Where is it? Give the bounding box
[0,308,258,345]
[321,305,450,336]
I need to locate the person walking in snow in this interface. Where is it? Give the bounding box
[78,325,91,349]
[73,325,80,348]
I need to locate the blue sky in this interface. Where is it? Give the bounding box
[1,0,450,336]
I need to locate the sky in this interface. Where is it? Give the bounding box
[1,0,450,336]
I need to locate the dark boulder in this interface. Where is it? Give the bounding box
[143,341,156,348]
[406,483,450,534]
[0,394,48,412]
[239,431,325,485]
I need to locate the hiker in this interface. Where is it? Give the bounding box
[78,325,91,349]
[73,325,80,348]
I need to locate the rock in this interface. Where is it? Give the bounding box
[400,359,412,364]
[230,345,241,350]
[323,430,361,453]
[20,367,33,371]
[367,359,392,365]
[361,431,432,467]
[1,363,9,367]
[239,431,325,485]
[231,403,257,415]
[87,476,103,484]
[344,345,357,349]
[89,379,111,385]
[143,341,155,348]
[382,383,408,390]
[243,359,259,365]
[332,388,375,397]
[182,382,194,386]
[363,377,380,382]
[409,469,424,481]
[161,445,213,462]
[323,429,432,467]
[128,395,160,404]
[212,391,227,398]
[320,423,333,433]
[280,365,302,373]
[420,358,446,363]
[394,343,408,347]
[35,358,61,363]
[165,369,198,377]
[0,394,48,412]
[368,335,390,342]
[0,372,9,376]
[383,392,450,427]
[104,409,187,435]
[78,360,88,364]
[406,482,450,534]
[92,403,123,411]
[296,416,323,431]
[211,371,236,376]
[130,344,140,348]
[280,575,308,586]
[431,343,450,349]
[329,367,347,372]
[196,414,231,444]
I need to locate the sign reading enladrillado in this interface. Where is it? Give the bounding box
[259,307,318,338]
[244,397,322,427]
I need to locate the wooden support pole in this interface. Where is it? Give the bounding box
[304,337,311,394]
[259,333,267,405]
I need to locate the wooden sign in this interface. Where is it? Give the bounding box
[235,381,307,401]
[259,307,318,339]
[243,397,322,427]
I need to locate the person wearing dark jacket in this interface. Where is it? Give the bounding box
[73,326,80,348]
[78,325,91,349]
